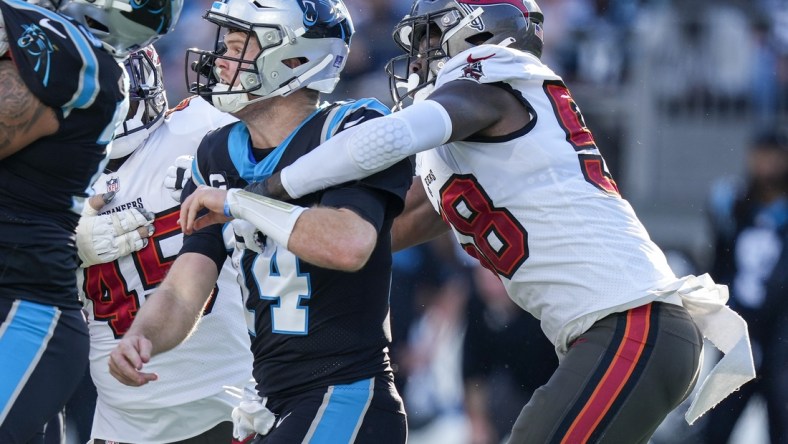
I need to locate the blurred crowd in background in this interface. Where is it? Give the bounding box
[149,1,788,443]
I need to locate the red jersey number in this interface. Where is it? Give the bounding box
[82,208,217,338]
[544,81,620,197]
[439,175,528,279]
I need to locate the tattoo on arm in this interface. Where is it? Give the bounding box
[0,61,58,158]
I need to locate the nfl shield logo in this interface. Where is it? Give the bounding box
[106,178,120,193]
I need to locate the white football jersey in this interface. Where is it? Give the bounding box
[416,45,681,355]
[77,97,252,442]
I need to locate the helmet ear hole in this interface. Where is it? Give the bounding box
[282,57,309,69]
[466,32,492,46]
[84,16,108,33]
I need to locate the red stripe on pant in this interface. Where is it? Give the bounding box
[233,434,255,444]
[560,304,652,444]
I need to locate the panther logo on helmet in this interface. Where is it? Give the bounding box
[56,0,183,57]
[298,0,319,26]
[297,0,353,44]
[186,0,354,112]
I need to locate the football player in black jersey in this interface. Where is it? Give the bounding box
[0,1,181,442]
[109,1,411,443]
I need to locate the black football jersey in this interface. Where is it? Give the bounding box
[0,0,127,308]
[181,98,412,397]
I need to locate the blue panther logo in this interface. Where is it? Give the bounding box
[298,0,344,27]
[299,0,320,26]
[17,24,55,86]
[296,0,352,43]
[123,0,177,37]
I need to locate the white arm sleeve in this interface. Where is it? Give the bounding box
[281,99,453,199]
[225,189,306,249]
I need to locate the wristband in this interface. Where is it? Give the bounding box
[225,189,306,248]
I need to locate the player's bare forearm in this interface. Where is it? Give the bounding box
[179,186,231,234]
[0,60,58,159]
[288,207,377,271]
[109,253,217,386]
[392,177,450,251]
[129,253,219,355]
[245,172,292,201]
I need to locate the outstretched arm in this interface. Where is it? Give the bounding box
[277,98,453,199]
[0,60,58,159]
[108,252,219,386]
[249,80,521,201]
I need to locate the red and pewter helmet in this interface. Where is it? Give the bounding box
[111,45,167,159]
[386,0,544,108]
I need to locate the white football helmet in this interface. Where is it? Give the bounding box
[24,0,57,10]
[386,0,544,108]
[186,0,354,113]
[111,45,167,159]
[51,0,184,58]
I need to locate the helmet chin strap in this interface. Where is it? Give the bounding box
[497,37,516,47]
[211,83,252,113]
[395,73,421,95]
[212,54,335,113]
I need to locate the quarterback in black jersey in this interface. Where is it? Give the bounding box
[109,1,411,443]
[0,0,181,441]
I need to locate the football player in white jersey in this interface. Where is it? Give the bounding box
[179,1,757,442]
[75,46,252,444]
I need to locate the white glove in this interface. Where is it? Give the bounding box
[76,208,155,267]
[164,155,194,203]
[231,386,275,439]
[231,219,265,254]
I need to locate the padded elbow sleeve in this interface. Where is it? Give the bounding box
[281,100,452,198]
[347,100,452,171]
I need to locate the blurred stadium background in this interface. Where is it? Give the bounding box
[150,1,787,442]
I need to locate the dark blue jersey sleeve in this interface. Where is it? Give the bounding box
[178,125,240,272]
[0,1,126,308]
[1,1,116,115]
